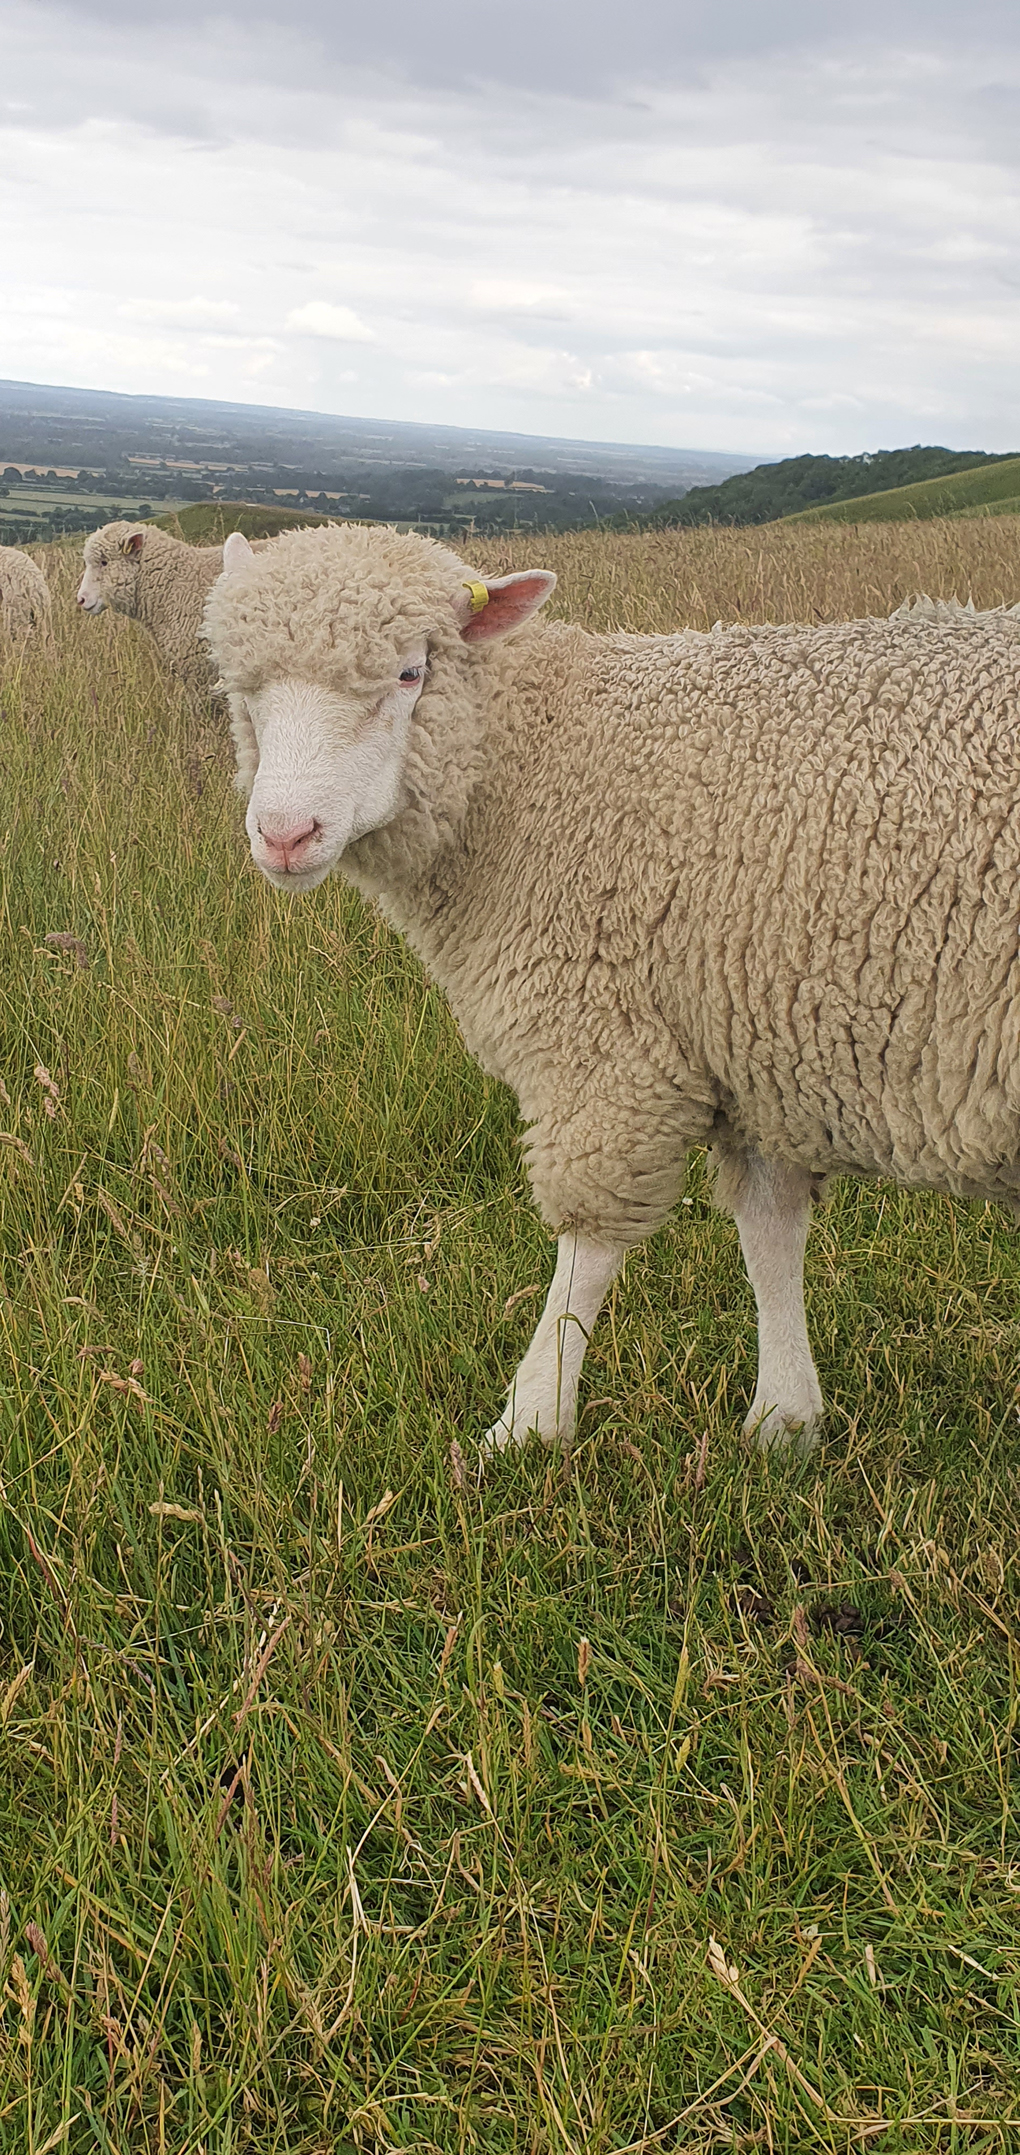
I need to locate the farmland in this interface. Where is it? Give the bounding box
[0,380,756,546]
[2,514,1020,2151]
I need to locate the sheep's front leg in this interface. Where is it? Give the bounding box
[729,1153,822,1450]
[482,1234,623,1459]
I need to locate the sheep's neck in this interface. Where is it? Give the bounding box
[345,621,586,964]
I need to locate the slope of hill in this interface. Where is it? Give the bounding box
[789,457,1020,524]
[153,501,334,541]
[646,446,1017,529]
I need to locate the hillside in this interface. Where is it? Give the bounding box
[788,456,1020,524]
[645,445,1017,529]
[153,501,334,542]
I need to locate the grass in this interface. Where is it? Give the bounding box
[788,458,1020,526]
[468,511,1020,630]
[1,528,1020,2150]
[153,505,335,544]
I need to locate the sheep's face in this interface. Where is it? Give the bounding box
[77,525,144,615]
[208,525,556,892]
[238,657,428,890]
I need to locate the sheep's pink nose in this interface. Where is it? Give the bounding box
[258,818,319,869]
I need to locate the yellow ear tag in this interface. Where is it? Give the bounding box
[463,580,489,614]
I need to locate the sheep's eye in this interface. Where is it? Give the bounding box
[98,554,107,567]
[399,666,424,684]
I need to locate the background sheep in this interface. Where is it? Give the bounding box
[0,545,50,639]
[204,523,1020,1459]
[77,521,274,698]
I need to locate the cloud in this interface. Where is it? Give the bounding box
[20,0,1020,101]
[285,301,376,341]
[118,296,242,327]
[0,4,1019,455]
[470,280,575,317]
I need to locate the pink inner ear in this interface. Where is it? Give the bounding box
[126,533,144,555]
[460,571,554,643]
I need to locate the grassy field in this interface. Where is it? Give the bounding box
[789,459,1020,527]
[469,513,1020,629]
[2,521,1020,2152]
[154,506,335,545]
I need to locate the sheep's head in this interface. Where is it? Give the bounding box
[77,523,147,615]
[204,525,555,892]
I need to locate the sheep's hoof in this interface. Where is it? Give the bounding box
[479,1393,571,1471]
[479,1417,525,1468]
[744,1396,821,1455]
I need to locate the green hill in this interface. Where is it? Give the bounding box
[645,446,1017,529]
[152,500,335,542]
[789,457,1020,525]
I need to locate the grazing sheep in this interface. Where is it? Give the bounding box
[77,521,271,697]
[204,523,1020,1456]
[0,546,50,638]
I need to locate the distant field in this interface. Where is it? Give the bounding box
[2,521,1020,2151]
[0,488,194,547]
[790,455,1020,525]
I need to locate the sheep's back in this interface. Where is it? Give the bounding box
[637,613,1020,1196]
[0,546,50,636]
[454,611,1020,1209]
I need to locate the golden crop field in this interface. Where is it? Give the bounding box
[470,510,1020,632]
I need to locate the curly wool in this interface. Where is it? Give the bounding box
[205,528,1020,1250]
[0,546,50,637]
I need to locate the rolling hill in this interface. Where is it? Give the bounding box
[644,446,1018,529]
[789,456,1020,524]
[153,501,334,542]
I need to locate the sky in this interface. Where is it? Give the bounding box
[3,0,1019,458]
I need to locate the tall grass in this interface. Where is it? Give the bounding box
[1,528,1020,2151]
[470,512,1020,632]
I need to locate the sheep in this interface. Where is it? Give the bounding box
[0,546,50,638]
[203,521,1020,1457]
[76,521,270,697]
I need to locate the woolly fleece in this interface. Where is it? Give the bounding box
[0,546,50,638]
[205,528,1020,1451]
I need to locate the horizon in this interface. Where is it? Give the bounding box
[3,375,1015,477]
[4,1,1019,456]
[0,373,763,466]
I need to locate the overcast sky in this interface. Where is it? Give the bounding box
[3,0,1019,457]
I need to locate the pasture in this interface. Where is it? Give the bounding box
[2,519,1020,2152]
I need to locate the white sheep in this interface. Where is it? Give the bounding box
[77,521,268,697]
[0,546,50,638]
[203,523,1020,1457]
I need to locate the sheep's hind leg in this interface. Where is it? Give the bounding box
[727,1151,823,1451]
[481,1234,623,1462]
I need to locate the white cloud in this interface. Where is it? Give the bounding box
[285,300,376,341]
[119,296,242,326]
[470,279,575,314]
[0,5,1018,454]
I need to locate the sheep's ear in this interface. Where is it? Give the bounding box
[120,532,144,557]
[454,569,556,643]
[222,531,256,576]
